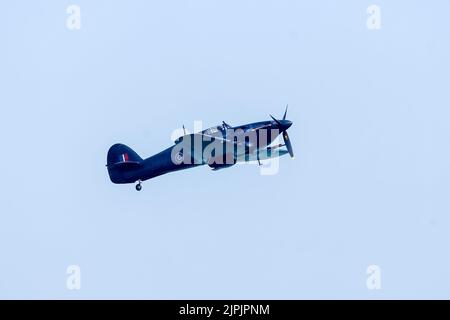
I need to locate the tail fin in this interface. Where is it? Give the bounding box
[107,143,143,183]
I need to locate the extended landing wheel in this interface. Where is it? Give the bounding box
[135,182,142,191]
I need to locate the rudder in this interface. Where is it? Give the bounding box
[107,143,143,183]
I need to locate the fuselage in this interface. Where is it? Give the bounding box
[107,119,292,184]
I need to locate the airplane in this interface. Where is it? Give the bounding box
[106,106,294,191]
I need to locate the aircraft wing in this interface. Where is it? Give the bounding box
[175,132,237,164]
[199,133,234,144]
[252,123,272,131]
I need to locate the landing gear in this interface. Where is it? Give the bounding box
[135,181,142,191]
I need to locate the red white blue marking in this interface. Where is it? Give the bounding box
[120,153,129,162]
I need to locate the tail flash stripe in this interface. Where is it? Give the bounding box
[120,153,129,162]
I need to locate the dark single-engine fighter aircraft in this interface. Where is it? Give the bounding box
[107,106,294,190]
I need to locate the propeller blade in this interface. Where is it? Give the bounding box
[270,114,281,125]
[283,130,294,158]
[283,104,288,120]
[272,108,294,158]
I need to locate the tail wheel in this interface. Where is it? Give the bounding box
[135,182,142,191]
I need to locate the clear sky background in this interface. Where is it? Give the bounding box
[1,1,449,299]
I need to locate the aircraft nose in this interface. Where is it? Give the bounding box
[280,120,293,131]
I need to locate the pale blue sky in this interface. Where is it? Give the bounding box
[1,1,450,299]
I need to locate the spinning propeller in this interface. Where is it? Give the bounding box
[270,105,294,158]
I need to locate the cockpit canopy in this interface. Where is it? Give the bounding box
[174,121,233,144]
[204,121,232,134]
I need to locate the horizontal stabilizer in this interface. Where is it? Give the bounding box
[106,161,142,169]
